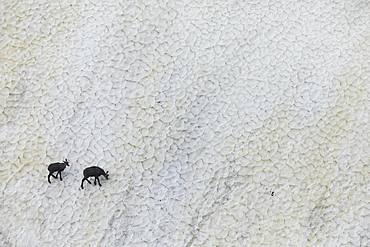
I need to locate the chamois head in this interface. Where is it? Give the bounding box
[63,159,69,166]
[104,171,109,179]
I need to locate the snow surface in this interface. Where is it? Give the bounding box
[0,0,370,246]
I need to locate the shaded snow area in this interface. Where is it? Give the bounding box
[1,0,370,246]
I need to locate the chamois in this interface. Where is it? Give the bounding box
[48,159,69,184]
[81,166,109,189]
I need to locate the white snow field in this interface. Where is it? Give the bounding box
[0,0,369,246]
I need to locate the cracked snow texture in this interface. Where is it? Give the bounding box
[1,0,370,246]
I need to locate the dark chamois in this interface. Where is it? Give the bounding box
[81,166,109,189]
[48,159,69,183]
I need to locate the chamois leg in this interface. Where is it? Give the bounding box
[94,177,97,185]
[96,177,102,187]
[51,172,58,178]
[58,171,63,181]
[81,178,86,189]
[48,173,52,184]
[81,177,92,189]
